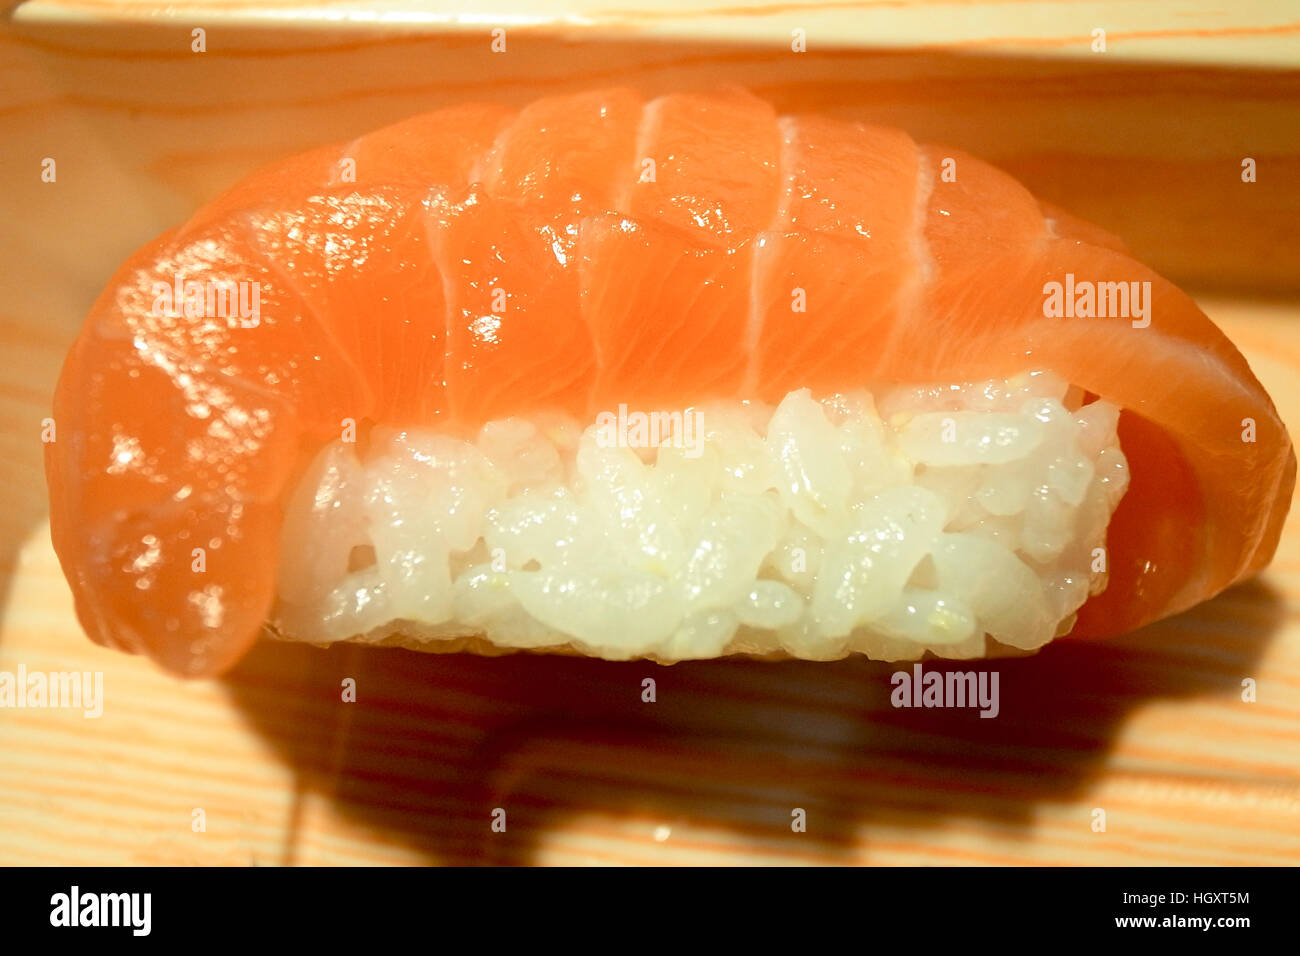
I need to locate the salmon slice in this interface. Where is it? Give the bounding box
[45,88,1294,676]
[579,214,749,410]
[484,87,644,207]
[623,88,782,241]
[182,143,346,233]
[432,89,651,423]
[346,101,515,189]
[576,88,781,408]
[182,101,514,233]
[750,117,919,397]
[48,224,365,673]
[778,115,920,239]
[236,185,448,425]
[429,187,597,424]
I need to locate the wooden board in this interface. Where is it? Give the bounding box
[13,0,1300,70]
[2,8,1298,296]
[1,5,1298,866]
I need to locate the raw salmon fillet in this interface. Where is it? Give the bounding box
[45,87,1294,676]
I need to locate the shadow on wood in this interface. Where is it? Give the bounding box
[222,577,1285,864]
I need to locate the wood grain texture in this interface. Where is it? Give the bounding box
[2,11,1297,299]
[1,10,1298,866]
[13,1,1300,70]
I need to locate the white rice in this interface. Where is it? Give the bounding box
[271,370,1129,661]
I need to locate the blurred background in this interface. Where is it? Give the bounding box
[1,0,1297,864]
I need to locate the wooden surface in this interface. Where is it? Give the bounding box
[1,6,1298,865]
[13,0,1300,69]
[3,9,1299,295]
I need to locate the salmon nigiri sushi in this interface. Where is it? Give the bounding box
[46,88,1294,677]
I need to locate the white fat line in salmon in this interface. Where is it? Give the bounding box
[1042,273,1152,328]
[594,405,704,458]
[890,663,999,718]
[0,664,102,718]
[149,276,261,328]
